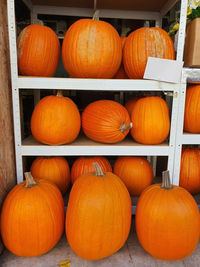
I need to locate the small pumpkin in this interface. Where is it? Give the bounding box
[82,100,132,143]
[62,16,122,78]
[131,96,170,144]
[0,173,65,256]
[123,27,175,79]
[31,90,81,145]
[66,163,132,260]
[180,148,200,194]
[113,37,128,79]
[113,156,154,196]
[31,156,70,194]
[125,97,141,117]
[71,156,112,184]
[184,85,200,133]
[18,24,60,77]
[136,171,200,260]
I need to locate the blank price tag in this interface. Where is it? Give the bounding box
[143,57,183,83]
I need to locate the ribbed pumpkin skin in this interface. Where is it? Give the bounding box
[123,27,175,79]
[71,156,112,184]
[180,148,200,194]
[184,85,200,133]
[136,184,200,260]
[0,179,65,256]
[113,37,128,79]
[125,97,140,117]
[113,156,154,196]
[82,100,131,143]
[66,172,132,260]
[62,19,122,78]
[18,24,60,77]
[30,156,70,194]
[131,97,170,144]
[31,94,81,145]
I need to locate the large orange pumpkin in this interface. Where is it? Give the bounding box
[113,37,128,79]
[31,90,81,145]
[113,156,154,196]
[66,163,132,260]
[184,85,200,133]
[131,96,170,144]
[71,156,112,184]
[18,24,60,77]
[123,27,175,79]
[125,97,141,117]
[82,100,132,143]
[180,148,200,194]
[0,173,65,256]
[62,18,122,78]
[136,171,200,260]
[30,156,70,194]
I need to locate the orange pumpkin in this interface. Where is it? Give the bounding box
[136,171,200,260]
[123,27,175,79]
[62,18,122,78]
[31,90,81,145]
[66,163,132,260]
[18,24,60,77]
[82,100,132,143]
[113,156,154,196]
[0,173,64,256]
[113,37,128,79]
[180,148,200,194]
[30,156,70,194]
[125,97,141,117]
[184,85,200,133]
[131,96,170,144]
[71,156,112,184]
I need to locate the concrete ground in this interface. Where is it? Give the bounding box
[1,231,200,267]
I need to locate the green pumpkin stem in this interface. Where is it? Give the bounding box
[120,122,132,133]
[160,170,173,189]
[92,10,100,21]
[56,90,63,97]
[93,162,105,177]
[24,172,39,188]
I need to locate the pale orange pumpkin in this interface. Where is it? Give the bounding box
[0,173,65,256]
[18,24,60,77]
[71,156,112,184]
[66,163,132,260]
[31,90,81,145]
[62,18,122,78]
[123,27,175,79]
[30,156,70,194]
[113,37,128,79]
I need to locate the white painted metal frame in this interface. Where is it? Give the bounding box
[8,0,184,185]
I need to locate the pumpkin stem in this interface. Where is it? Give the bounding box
[24,172,39,188]
[160,170,173,190]
[56,90,63,97]
[92,10,100,21]
[120,122,132,133]
[93,162,105,177]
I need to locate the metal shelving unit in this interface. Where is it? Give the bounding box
[7,0,188,186]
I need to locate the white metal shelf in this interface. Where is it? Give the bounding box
[21,135,170,156]
[182,133,200,144]
[183,68,200,82]
[18,76,180,91]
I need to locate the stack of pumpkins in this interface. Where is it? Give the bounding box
[1,155,200,261]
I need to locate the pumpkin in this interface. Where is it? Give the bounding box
[123,27,175,79]
[62,17,122,78]
[18,24,60,77]
[82,100,132,143]
[113,37,128,79]
[184,85,200,133]
[113,156,154,196]
[31,90,81,145]
[136,171,200,260]
[179,148,200,194]
[125,97,141,117]
[0,172,64,256]
[71,156,112,184]
[66,163,132,260]
[30,156,70,194]
[131,96,170,144]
